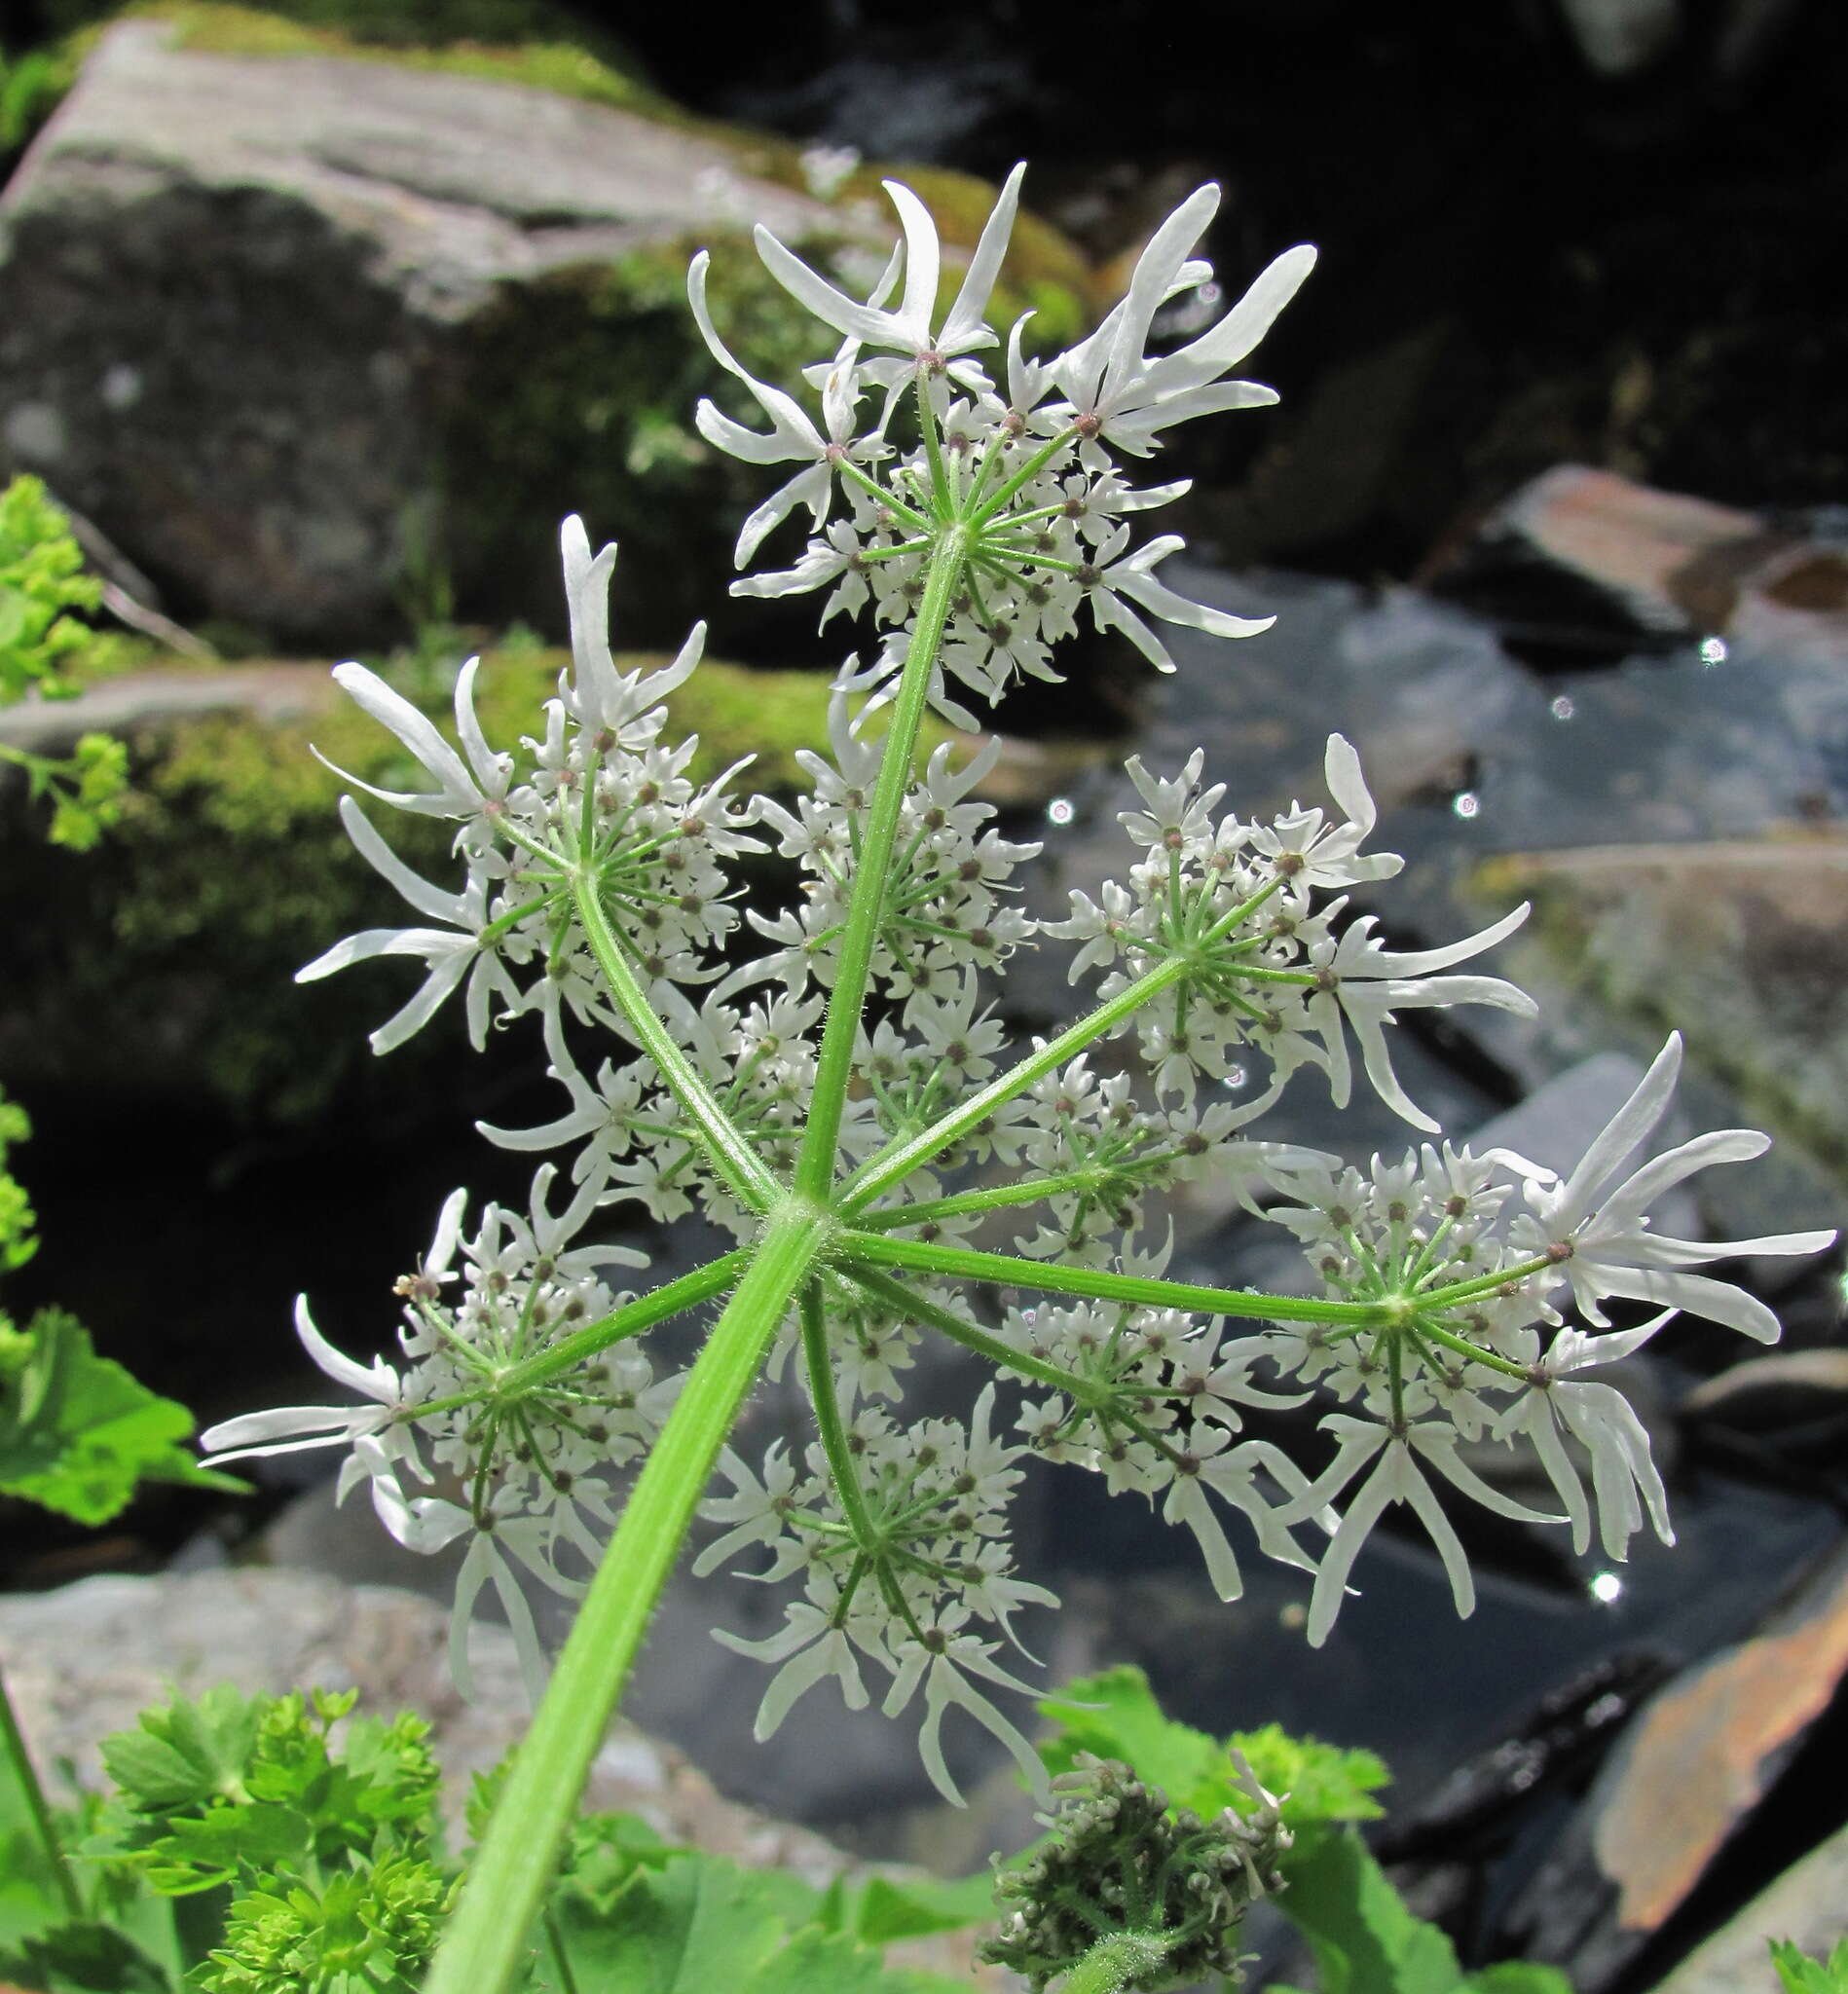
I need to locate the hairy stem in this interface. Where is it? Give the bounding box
[794,518,968,1196]
[841,1231,1394,1327]
[425,1203,831,1994]
[847,1268,1112,1406]
[1058,1930,1172,1994]
[571,876,778,1212]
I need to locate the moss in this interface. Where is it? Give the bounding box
[129,0,669,113]
[1,641,955,1121]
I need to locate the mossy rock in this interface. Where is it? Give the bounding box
[2,4,1096,652]
[0,643,930,1126]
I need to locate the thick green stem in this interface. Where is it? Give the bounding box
[424,1203,831,1994]
[0,1659,81,1919]
[793,523,968,1197]
[1058,1930,1171,1994]
[571,876,777,1212]
[841,1231,1392,1328]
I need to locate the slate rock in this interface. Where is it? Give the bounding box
[1498,1534,1848,1989]
[0,15,1084,650]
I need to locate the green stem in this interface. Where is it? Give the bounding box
[800,1284,875,1542]
[1417,1319,1531,1382]
[0,1659,82,1919]
[854,1167,1122,1231]
[570,874,778,1212]
[839,952,1192,1212]
[424,1202,832,1994]
[496,1251,747,1397]
[968,424,1081,528]
[840,1231,1392,1328]
[793,522,968,1197]
[1057,1930,1171,1994]
[848,1268,1111,1406]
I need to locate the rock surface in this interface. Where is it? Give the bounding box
[0,15,1082,649]
[0,1567,1006,1981]
[1499,1535,1848,1987]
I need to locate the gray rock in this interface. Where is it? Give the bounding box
[1646,1820,1848,1994]
[0,1566,837,1871]
[0,1568,1011,1980]
[0,19,854,645]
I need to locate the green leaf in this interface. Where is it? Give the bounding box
[838,1869,997,1946]
[100,1685,263,1817]
[1458,1964,1577,1993]
[1037,1666,1388,1834]
[1038,1665,1232,1817]
[547,1845,953,1994]
[1771,1938,1848,1994]
[0,1307,246,1526]
[1273,1828,1462,1994]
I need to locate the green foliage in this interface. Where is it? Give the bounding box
[1038,1665,1388,1834]
[0,1089,37,1274]
[0,1305,244,1523]
[1773,1939,1848,1994]
[0,474,99,705]
[4,1684,975,1993]
[0,44,78,151]
[0,475,130,846]
[99,1686,440,1897]
[1032,1666,1571,1994]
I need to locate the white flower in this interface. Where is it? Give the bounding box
[1079,528,1275,672]
[714,1583,882,1738]
[1050,187,1315,458]
[295,796,526,1052]
[1514,1034,1837,1339]
[1303,905,1537,1131]
[199,1295,407,1469]
[1275,1416,1564,1645]
[315,656,509,829]
[1250,735,1405,904]
[880,1606,1050,1806]
[558,516,707,739]
[688,252,888,567]
[1490,1319,1677,1560]
[752,165,1025,377]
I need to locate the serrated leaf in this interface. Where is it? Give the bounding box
[1273,1828,1462,1994]
[0,1309,245,1526]
[548,1851,793,1992]
[1038,1666,1387,1835]
[1037,1665,1230,1817]
[547,1846,951,1994]
[1772,1939,1848,1994]
[100,1686,261,1816]
[840,1869,996,1946]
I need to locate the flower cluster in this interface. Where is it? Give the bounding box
[1046,739,1535,1126]
[984,1752,1290,1990]
[209,162,1835,1808]
[200,1174,672,1696]
[1253,1035,1833,1643]
[699,1387,1054,1802]
[691,169,1312,723]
